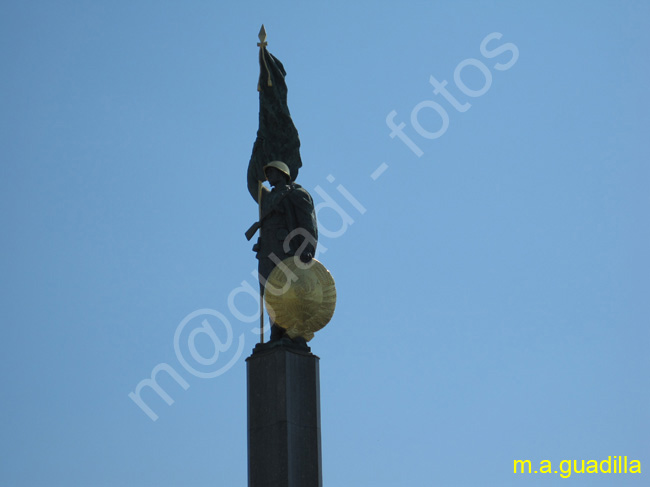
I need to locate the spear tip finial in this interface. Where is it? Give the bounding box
[258,25,267,45]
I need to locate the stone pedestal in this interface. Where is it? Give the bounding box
[246,343,322,487]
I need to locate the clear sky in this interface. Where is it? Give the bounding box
[1,1,648,486]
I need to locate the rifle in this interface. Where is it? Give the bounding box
[245,221,261,241]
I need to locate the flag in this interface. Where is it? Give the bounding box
[248,43,302,183]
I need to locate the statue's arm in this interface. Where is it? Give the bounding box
[247,162,269,203]
[289,188,318,255]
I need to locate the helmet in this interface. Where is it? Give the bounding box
[263,161,291,181]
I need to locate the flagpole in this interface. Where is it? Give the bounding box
[258,180,264,343]
[257,25,267,343]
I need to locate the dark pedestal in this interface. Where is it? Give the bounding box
[247,343,322,487]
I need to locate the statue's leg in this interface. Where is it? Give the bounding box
[259,257,295,342]
[270,322,286,341]
[259,275,286,342]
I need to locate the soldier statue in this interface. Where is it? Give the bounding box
[246,26,334,346]
[247,160,318,342]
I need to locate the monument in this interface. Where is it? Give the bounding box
[245,26,336,487]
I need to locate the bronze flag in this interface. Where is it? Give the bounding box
[248,25,302,183]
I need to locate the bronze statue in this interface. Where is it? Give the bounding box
[247,160,318,343]
[246,26,334,346]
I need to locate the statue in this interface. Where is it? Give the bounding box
[247,160,318,344]
[245,26,335,347]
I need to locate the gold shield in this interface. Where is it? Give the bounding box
[264,257,336,341]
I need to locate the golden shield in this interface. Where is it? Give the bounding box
[264,257,336,341]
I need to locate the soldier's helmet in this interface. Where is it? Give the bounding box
[264,161,291,181]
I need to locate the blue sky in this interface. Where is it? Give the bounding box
[1,1,648,486]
